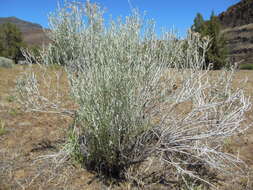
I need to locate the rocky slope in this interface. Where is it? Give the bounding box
[0,17,50,46]
[222,24,253,64]
[218,0,253,64]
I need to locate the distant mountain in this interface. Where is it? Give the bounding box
[0,17,50,46]
[0,16,42,31]
[219,0,253,28]
[218,0,253,64]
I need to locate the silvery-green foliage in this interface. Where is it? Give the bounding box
[16,0,251,185]
[0,56,14,68]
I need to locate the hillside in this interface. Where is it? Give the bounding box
[219,0,253,28]
[222,24,253,64]
[218,0,253,64]
[0,17,50,46]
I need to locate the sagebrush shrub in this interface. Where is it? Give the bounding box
[0,56,14,68]
[16,1,251,187]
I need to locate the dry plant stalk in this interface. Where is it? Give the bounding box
[16,1,251,187]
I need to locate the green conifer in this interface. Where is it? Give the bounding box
[0,23,25,63]
[192,12,228,69]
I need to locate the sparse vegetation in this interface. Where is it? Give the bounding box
[13,1,252,189]
[0,119,7,136]
[9,108,19,116]
[6,95,16,102]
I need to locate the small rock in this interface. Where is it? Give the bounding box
[17,60,29,65]
[18,122,32,127]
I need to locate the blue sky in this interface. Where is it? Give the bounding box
[0,0,240,36]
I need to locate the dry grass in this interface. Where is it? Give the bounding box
[0,65,253,189]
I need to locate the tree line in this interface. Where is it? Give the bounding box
[191,11,228,69]
[0,12,228,68]
[0,23,25,63]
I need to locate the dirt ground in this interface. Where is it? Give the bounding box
[1,65,253,190]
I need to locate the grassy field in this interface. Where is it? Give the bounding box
[1,65,253,189]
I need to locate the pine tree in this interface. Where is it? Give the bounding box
[192,12,228,69]
[205,12,227,69]
[0,38,3,55]
[0,23,25,63]
[191,13,205,33]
